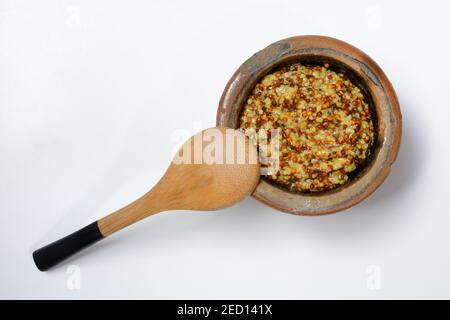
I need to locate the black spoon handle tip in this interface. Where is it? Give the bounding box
[33,221,104,272]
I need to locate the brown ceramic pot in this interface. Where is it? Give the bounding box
[216,35,402,215]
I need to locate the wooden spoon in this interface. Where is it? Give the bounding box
[33,127,260,271]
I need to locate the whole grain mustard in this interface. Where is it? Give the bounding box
[240,63,375,192]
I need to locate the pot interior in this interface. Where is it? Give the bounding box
[235,55,381,196]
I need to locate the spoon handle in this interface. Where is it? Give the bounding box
[32,222,104,271]
[33,190,163,271]
[32,127,259,271]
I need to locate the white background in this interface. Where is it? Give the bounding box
[1,0,449,299]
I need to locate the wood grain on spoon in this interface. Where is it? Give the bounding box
[98,127,260,236]
[33,127,260,271]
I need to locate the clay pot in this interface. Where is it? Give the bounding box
[216,35,402,215]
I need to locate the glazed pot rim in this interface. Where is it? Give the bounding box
[216,35,402,215]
